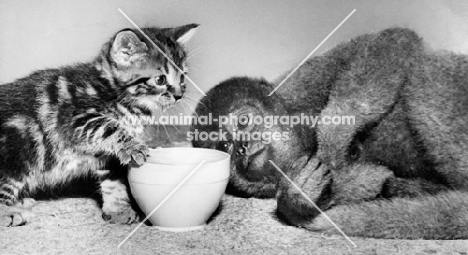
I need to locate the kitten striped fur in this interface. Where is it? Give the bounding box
[0,24,198,226]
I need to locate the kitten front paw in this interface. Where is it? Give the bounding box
[102,204,140,224]
[0,203,33,227]
[100,179,140,224]
[14,198,37,209]
[117,142,149,165]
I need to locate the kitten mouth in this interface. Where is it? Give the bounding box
[161,92,174,100]
[158,94,176,111]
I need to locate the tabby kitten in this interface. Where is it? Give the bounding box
[0,24,198,226]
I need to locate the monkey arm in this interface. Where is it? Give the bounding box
[276,156,454,231]
[381,175,452,198]
[276,157,392,226]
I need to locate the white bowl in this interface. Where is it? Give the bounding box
[128,147,230,231]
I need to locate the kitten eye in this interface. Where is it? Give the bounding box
[127,77,150,86]
[217,142,231,153]
[180,74,185,85]
[155,75,166,86]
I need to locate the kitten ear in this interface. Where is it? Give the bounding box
[110,30,148,67]
[173,24,199,46]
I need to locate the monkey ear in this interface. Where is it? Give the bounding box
[110,30,148,67]
[173,24,199,46]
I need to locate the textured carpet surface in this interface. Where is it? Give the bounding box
[2,195,468,254]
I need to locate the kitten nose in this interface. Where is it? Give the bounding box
[166,85,183,101]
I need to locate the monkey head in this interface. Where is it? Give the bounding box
[191,77,305,198]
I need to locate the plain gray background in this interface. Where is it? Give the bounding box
[1,0,467,113]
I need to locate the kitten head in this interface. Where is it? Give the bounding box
[98,24,198,112]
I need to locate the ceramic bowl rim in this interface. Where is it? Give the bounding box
[136,147,230,167]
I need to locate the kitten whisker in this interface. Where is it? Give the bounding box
[186,66,201,72]
[186,50,203,62]
[183,99,199,113]
[184,95,205,106]
[180,100,191,115]
[184,96,211,113]
[165,107,183,135]
[185,41,217,62]
[155,108,161,141]
[182,100,199,118]
[158,108,172,142]
[179,100,190,115]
